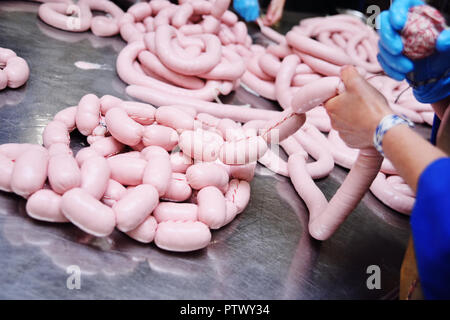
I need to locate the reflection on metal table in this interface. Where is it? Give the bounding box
[0,1,416,299]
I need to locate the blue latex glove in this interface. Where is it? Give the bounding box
[233,0,260,22]
[377,0,450,103]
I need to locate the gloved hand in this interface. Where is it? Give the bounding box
[378,0,450,103]
[233,0,260,22]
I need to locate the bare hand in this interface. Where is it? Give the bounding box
[262,0,285,26]
[324,66,392,149]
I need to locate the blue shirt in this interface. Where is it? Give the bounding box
[411,116,450,299]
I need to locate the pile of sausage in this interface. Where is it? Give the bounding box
[0,94,274,252]
[116,0,254,105]
[0,47,29,91]
[247,15,434,125]
[2,0,429,244]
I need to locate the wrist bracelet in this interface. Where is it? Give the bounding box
[373,114,415,156]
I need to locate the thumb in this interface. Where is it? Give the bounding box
[340,65,366,92]
[436,29,450,52]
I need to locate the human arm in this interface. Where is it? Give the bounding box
[324,66,448,192]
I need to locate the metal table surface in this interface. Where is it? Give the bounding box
[0,1,416,300]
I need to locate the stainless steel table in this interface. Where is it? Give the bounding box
[0,1,415,299]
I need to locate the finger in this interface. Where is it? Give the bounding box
[390,0,424,31]
[377,54,406,81]
[378,42,413,73]
[436,29,450,52]
[379,11,403,55]
[340,65,370,92]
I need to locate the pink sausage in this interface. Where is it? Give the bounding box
[76,94,101,136]
[4,57,30,88]
[114,184,159,232]
[280,136,304,156]
[142,124,179,151]
[198,47,245,81]
[221,10,238,26]
[260,108,306,143]
[247,54,274,82]
[154,202,198,222]
[138,50,204,90]
[291,77,341,113]
[275,55,300,110]
[117,41,221,101]
[61,188,115,237]
[149,0,172,14]
[219,136,268,165]
[81,156,110,200]
[90,136,125,157]
[126,215,157,243]
[48,143,74,157]
[155,25,221,76]
[295,51,341,76]
[227,162,256,181]
[266,43,292,58]
[171,3,194,28]
[48,153,81,194]
[178,129,224,162]
[163,173,192,202]
[119,22,144,43]
[125,84,282,123]
[211,0,230,18]
[75,147,100,167]
[258,148,289,176]
[257,20,286,44]
[101,179,127,207]
[170,151,193,173]
[100,95,122,113]
[10,146,49,198]
[115,101,156,125]
[288,152,328,231]
[142,146,172,196]
[186,162,229,190]
[155,220,211,252]
[0,154,14,192]
[202,15,221,34]
[326,129,359,169]
[26,189,68,223]
[197,186,227,229]
[105,107,143,146]
[38,2,92,32]
[81,0,124,37]
[0,143,34,160]
[240,71,276,100]
[370,173,415,215]
[286,31,354,66]
[294,130,334,179]
[155,106,195,131]
[54,106,77,131]
[108,156,147,186]
[292,73,322,87]
[43,120,70,148]
[225,179,250,214]
[196,113,221,130]
[309,149,383,240]
[128,2,151,21]
[154,5,178,27]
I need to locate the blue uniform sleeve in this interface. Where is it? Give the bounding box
[411,157,450,299]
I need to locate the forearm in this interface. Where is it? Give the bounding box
[382,125,447,193]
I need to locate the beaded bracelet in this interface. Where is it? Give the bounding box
[373,114,415,156]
